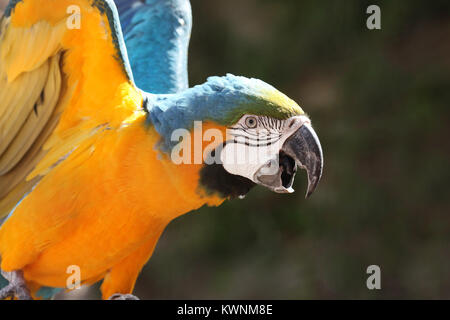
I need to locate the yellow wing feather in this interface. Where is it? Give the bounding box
[0,0,141,218]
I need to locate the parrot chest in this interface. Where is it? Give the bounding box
[0,121,223,287]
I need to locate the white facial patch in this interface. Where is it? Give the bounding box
[220,115,310,188]
[221,138,281,180]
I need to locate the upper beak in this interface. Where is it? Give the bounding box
[281,123,323,198]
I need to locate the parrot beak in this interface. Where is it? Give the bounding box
[281,123,323,198]
[254,121,323,198]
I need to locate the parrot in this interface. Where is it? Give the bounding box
[0,0,323,300]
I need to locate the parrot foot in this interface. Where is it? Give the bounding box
[0,270,33,300]
[108,293,140,300]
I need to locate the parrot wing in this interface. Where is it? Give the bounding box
[115,0,192,93]
[0,0,140,217]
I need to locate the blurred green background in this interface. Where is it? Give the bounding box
[1,0,449,299]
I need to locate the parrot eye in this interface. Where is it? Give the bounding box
[245,116,258,128]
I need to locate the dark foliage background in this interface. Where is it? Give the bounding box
[1,0,449,299]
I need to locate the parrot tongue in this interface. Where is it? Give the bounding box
[254,152,297,194]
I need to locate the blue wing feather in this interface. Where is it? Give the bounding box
[115,0,192,94]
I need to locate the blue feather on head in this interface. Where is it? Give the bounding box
[145,74,304,151]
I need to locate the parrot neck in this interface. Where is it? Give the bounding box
[117,118,226,222]
[139,92,256,201]
[118,0,192,94]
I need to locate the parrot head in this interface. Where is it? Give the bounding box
[146,74,323,199]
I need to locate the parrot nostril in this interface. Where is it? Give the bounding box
[288,119,297,128]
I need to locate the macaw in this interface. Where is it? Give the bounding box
[0,0,323,300]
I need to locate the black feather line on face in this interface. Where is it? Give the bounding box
[232,137,282,147]
[230,133,281,143]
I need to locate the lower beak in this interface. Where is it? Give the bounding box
[282,123,323,198]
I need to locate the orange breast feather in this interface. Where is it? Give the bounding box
[0,117,224,289]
